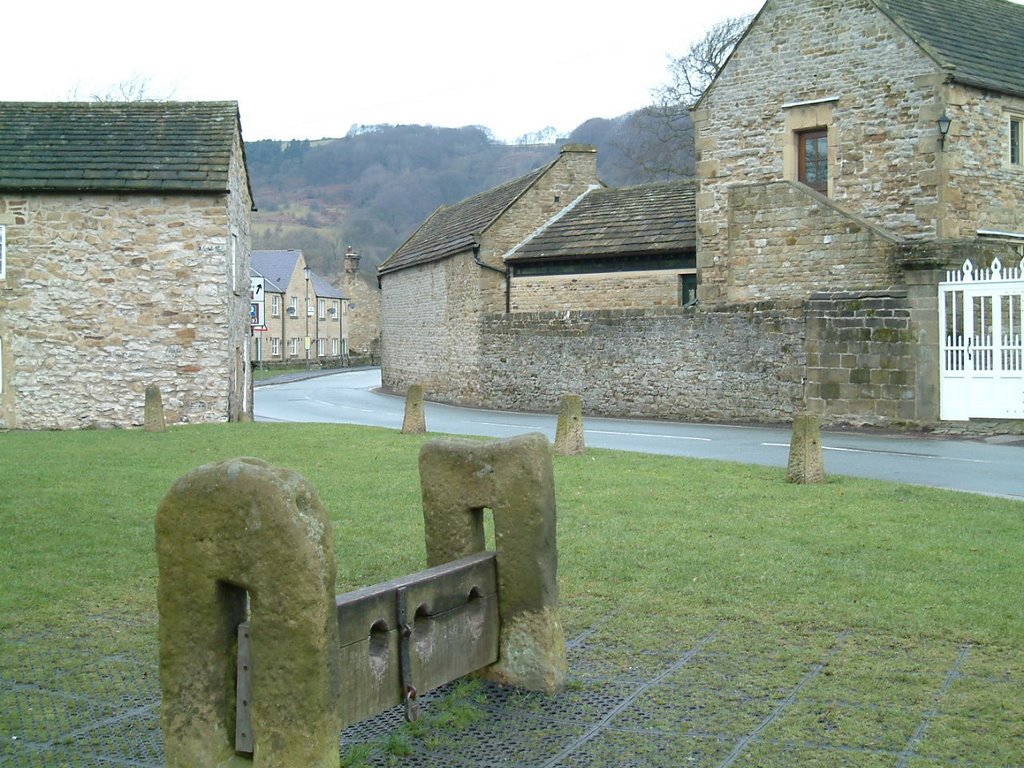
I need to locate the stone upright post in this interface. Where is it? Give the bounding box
[144,384,166,432]
[786,414,826,483]
[402,384,426,434]
[554,394,585,456]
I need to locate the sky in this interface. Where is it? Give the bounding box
[3,1,765,144]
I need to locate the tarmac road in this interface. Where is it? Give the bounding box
[254,368,1024,501]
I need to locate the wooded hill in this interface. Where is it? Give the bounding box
[247,109,695,282]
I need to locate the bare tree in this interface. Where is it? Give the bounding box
[617,14,753,181]
[67,74,174,102]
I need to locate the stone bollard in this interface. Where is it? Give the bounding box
[156,458,342,768]
[401,384,426,434]
[786,414,825,484]
[418,433,567,694]
[144,384,166,432]
[554,394,585,456]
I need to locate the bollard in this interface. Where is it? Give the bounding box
[554,394,585,456]
[144,384,166,432]
[786,414,826,484]
[402,384,426,434]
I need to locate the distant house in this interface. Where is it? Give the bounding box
[0,101,255,429]
[251,249,347,367]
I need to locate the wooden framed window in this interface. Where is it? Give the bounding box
[798,129,828,193]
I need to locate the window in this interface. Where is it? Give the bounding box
[318,298,326,320]
[798,129,828,193]
[271,337,281,356]
[288,337,298,357]
[0,224,5,279]
[332,300,340,317]
[230,233,239,293]
[271,294,281,317]
[289,296,298,317]
[1010,115,1023,167]
[317,338,326,357]
[679,273,698,306]
[332,338,339,356]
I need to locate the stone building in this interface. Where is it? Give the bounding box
[378,0,1022,431]
[251,249,347,368]
[0,101,255,429]
[378,144,602,403]
[693,0,1023,425]
[505,181,697,312]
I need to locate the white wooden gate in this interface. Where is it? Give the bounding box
[939,257,1024,420]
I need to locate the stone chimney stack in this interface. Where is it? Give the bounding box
[344,245,360,276]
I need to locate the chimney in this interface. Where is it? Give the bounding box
[344,246,360,276]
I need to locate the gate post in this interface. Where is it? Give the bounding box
[418,432,567,694]
[156,458,342,768]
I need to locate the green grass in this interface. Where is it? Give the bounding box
[1,423,1022,764]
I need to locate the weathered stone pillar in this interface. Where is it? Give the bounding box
[418,433,567,694]
[402,384,426,434]
[786,414,825,484]
[144,385,166,432]
[554,394,585,456]
[156,458,342,768]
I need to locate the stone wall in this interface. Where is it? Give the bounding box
[381,253,494,403]
[722,181,902,302]
[509,270,684,312]
[803,292,921,425]
[479,305,806,424]
[0,185,250,429]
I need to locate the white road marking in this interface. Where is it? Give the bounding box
[761,442,988,463]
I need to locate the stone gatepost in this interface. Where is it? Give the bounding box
[156,458,342,768]
[418,432,567,694]
[554,394,585,456]
[402,384,426,434]
[144,385,166,432]
[786,414,825,484]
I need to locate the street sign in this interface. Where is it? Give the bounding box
[251,276,267,331]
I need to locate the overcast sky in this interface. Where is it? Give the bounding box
[4,1,765,143]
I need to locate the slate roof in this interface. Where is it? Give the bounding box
[252,250,300,293]
[378,164,551,275]
[251,249,346,300]
[873,0,1024,97]
[505,181,696,263]
[0,101,249,194]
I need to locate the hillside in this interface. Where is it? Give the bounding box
[247,111,694,283]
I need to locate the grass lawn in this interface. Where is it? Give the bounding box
[1,423,1022,765]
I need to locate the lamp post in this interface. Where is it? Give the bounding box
[937,114,952,150]
[303,266,311,370]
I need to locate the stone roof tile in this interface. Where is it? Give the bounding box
[0,101,243,193]
[505,181,696,263]
[378,163,551,275]
[873,0,1024,96]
